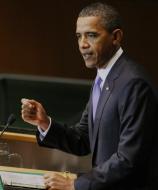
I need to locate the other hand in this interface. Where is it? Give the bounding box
[44,172,76,190]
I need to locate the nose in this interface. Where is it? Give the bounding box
[79,36,90,49]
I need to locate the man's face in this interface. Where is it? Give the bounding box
[76,16,116,68]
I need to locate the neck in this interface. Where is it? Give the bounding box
[98,46,120,69]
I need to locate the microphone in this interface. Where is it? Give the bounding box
[0,114,16,137]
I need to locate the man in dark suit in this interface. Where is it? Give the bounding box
[21,2,158,190]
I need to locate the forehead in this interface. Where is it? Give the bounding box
[76,16,106,33]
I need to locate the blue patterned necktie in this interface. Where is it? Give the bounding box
[92,76,102,121]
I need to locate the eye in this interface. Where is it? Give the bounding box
[76,33,81,40]
[87,32,98,38]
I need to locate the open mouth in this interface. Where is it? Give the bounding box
[82,53,93,60]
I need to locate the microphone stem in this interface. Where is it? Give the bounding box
[0,125,9,138]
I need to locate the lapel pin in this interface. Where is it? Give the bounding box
[106,86,109,91]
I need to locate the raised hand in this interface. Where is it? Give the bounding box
[21,98,50,131]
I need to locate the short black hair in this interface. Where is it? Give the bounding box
[78,2,122,33]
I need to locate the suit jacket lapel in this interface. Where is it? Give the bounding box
[91,79,115,153]
[88,84,94,150]
[91,53,126,154]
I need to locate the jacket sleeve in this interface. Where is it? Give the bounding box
[74,79,158,190]
[36,102,91,156]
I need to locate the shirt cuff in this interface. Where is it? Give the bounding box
[38,116,52,141]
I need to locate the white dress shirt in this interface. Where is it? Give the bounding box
[97,47,123,90]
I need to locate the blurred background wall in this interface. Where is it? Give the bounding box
[0,0,157,85]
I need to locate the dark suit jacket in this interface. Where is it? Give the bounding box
[37,53,158,190]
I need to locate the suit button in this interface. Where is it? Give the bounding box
[106,86,109,91]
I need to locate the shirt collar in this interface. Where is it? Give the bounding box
[97,47,123,88]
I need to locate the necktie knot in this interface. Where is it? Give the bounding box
[95,76,102,87]
[92,76,102,121]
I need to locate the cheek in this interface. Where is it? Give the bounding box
[100,40,114,54]
[94,43,107,56]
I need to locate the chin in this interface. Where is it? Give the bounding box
[85,61,97,69]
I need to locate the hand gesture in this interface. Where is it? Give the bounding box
[21,98,50,131]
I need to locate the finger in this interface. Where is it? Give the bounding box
[21,98,29,104]
[44,172,65,179]
[44,175,66,188]
[21,109,36,120]
[21,107,36,115]
[45,180,66,190]
[44,173,66,184]
[21,98,37,104]
[45,180,69,190]
[21,99,37,116]
[21,114,36,123]
[21,108,37,120]
[44,172,57,179]
[21,103,35,109]
[21,112,36,120]
[21,99,36,108]
[21,98,32,105]
[44,173,74,190]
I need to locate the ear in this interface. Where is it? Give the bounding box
[112,29,123,46]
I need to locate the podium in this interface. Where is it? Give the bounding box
[0,166,76,189]
[0,131,91,172]
[0,131,89,189]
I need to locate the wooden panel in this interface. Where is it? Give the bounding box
[1,132,36,143]
[0,1,157,84]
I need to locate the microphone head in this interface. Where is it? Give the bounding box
[6,114,16,126]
